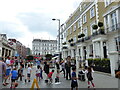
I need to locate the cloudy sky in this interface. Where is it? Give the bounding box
[0,0,81,49]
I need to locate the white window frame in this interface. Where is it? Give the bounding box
[111,11,117,26]
[115,36,120,51]
[74,24,76,31]
[83,27,88,37]
[104,0,114,7]
[90,22,96,35]
[83,14,87,24]
[90,7,95,18]
[105,15,109,28]
[104,0,109,7]
[73,35,76,43]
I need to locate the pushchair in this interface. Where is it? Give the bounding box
[78,70,86,81]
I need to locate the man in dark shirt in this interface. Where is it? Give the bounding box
[65,56,71,80]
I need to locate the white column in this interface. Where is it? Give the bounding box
[80,46,83,60]
[86,46,89,59]
[3,48,6,57]
[109,51,119,76]
[64,51,66,58]
[71,49,74,58]
[108,15,111,31]
[116,9,120,24]
[93,42,96,58]
[80,46,84,67]
[104,17,107,33]
[76,47,79,70]
[68,50,71,56]
[76,47,79,78]
[63,51,65,59]
[100,41,104,58]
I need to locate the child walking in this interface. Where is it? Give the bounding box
[55,70,60,83]
[10,67,18,88]
[26,64,32,82]
[87,67,95,88]
[60,60,65,78]
[40,66,43,79]
[17,65,23,81]
[46,70,54,83]
[71,67,78,90]
[36,65,40,81]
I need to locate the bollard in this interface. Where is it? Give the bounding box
[30,78,40,90]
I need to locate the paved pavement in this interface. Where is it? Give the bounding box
[2,64,119,89]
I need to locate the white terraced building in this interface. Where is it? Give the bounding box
[32,39,57,56]
[60,0,120,76]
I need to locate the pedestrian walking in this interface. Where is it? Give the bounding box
[15,57,18,68]
[36,59,40,67]
[36,65,40,82]
[10,56,15,70]
[17,65,23,81]
[44,62,49,76]
[3,56,11,86]
[40,66,43,79]
[26,64,32,82]
[10,67,18,88]
[24,60,28,68]
[56,61,60,73]
[60,60,66,78]
[65,56,71,80]
[46,70,54,84]
[87,67,95,88]
[55,70,60,83]
[71,67,78,90]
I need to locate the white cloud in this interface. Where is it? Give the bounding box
[0,0,81,49]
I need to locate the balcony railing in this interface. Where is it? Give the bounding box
[105,23,120,33]
[84,36,92,41]
[77,38,84,43]
[92,29,105,37]
[62,47,68,49]
[70,43,76,47]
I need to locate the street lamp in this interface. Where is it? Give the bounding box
[52,18,61,61]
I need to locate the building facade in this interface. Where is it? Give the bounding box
[61,0,120,76]
[9,39,28,58]
[32,39,57,55]
[0,34,16,58]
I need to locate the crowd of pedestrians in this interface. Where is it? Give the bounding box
[1,55,96,89]
[1,56,30,88]
[42,56,95,89]
[53,56,95,89]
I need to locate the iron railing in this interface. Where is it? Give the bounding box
[70,43,76,47]
[62,47,68,49]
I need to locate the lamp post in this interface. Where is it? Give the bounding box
[52,18,61,61]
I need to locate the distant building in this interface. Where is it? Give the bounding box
[0,34,16,58]
[9,39,27,58]
[32,39,57,55]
